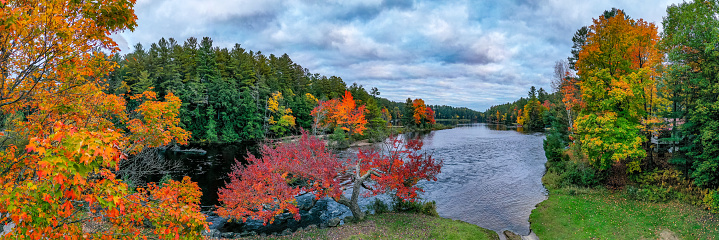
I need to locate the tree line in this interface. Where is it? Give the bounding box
[483,86,553,131]
[106,37,482,144]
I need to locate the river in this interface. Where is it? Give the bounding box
[166,123,548,235]
[409,123,548,235]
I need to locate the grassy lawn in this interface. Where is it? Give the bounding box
[251,213,498,240]
[530,187,719,239]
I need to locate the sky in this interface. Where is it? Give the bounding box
[113,0,683,111]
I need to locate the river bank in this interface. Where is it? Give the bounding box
[529,186,719,239]
[237,213,499,240]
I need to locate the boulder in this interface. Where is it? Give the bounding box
[328,218,341,227]
[503,230,522,240]
[220,232,234,239]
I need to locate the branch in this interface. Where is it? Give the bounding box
[336,194,351,207]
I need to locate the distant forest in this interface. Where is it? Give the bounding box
[106,37,482,143]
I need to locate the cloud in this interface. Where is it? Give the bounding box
[116,0,685,110]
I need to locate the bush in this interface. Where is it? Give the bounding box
[560,160,602,188]
[367,198,390,214]
[365,127,388,143]
[625,185,674,203]
[703,190,719,214]
[542,170,562,189]
[630,169,706,205]
[328,127,350,149]
[543,132,568,163]
[391,197,439,217]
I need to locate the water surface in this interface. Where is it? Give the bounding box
[411,123,547,235]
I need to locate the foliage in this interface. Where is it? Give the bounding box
[328,127,350,149]
[391,197,439,217]
[484,86,551,130]
[217,132,442,223]
[703,190,719,214]
[217,131,344,224]
[267,91,296,137]
[411,99,436,127]
[560,161,602,188]
[573,9,661,174]
[662,0,719,189]
[312,90,368,137]
[0,0,207,238]
[367,198,390,215]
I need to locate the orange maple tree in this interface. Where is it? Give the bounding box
[311,90,368,136]
[0,0,206,239]
[411,99,436,126]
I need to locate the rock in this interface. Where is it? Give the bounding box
[205,215,226,230]
[221,232,234,238]
[328,218,341,227]
[260,233,266,237]
[503,230,522,240]
[1,214,14,237]
[343,216,354,223]
[281,228,293,236]
[306,224,317,230]
[277,212,293,221]
[212,230,221,238]
[296,227,303,232]
[296,194,316,210]
[319,222,328,229]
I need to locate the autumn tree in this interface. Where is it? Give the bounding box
[0,0,206,238]
[311,90,367,137]
[217,131,442,223]
[410,98,436,127]
[573,9,661,173]
[266,91,297,137]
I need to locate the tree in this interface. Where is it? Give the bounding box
[311,90,367,137]
[412,99,428,125]
[217,131,442,223]
[0,0,206,238]
[662,0,719,188]
[573,9,660,173]
[568,26,589,70]
[267,91,296,137]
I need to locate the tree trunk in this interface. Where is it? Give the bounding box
[336,164,378,221]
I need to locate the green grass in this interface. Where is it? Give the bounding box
[530,187,719,239]
[253,213,498,240]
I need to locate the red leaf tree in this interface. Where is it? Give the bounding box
[217,131,442,223]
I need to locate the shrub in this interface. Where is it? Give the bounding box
[542,170,562,189]
[329,127,350,149]
[368,198,390,214]
[631,169,706,205]
[560,160,602,188]
[391,197,439,217]
[625,185,673,203]
[703,190,719,214]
